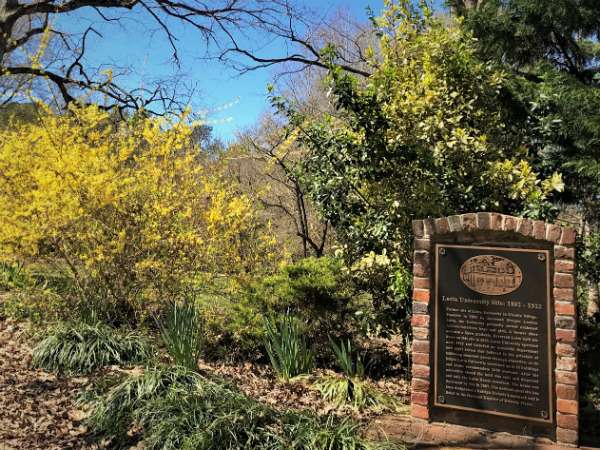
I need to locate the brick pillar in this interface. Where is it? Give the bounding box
[553,227,579,446]
[410,213,579,446]
[411,218,433,421]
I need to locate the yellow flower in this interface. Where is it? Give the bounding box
[0,103,280,312]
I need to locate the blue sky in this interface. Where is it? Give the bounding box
[58,1,443,141]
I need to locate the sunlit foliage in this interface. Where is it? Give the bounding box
[0,104,276,323]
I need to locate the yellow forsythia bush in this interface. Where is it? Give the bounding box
[0,104,276,322]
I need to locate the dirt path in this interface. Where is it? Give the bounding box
[0,318,97,450]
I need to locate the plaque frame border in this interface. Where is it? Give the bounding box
[432,243,554,424]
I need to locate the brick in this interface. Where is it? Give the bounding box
[412,364,430,378]
[413,251,430,277]
[556,370,578,386]
[411,391,429,406]
[413,277,430,289]
[556,329,576,343]
[414,238,431,250]
[448,215,462,232]
[504,216,518,232]
[518,218,533,236]
[413,301,428,314]
[411,403,430,420]
[411,314,430,328]
[434,217,450,235]
[557,356,577,372]
[556,316,576,330]
[412,352,430,366]
[555,245,575,260]
[557,413,579,431]
[490,213,503,230]
[413,327,429,340]
[533,220,546,239]
[477,212,491,230]
[461,213,477,231]
[412,220,425,238]
[411,376,430,392]
[555,259,575,274]
[413,288,430,303]
[412,339,430,353]
[557,383,578,400]
[557,399,578,415]
[546,224,562,243]
[557,342,576,357]
[555,273,575,288]
[556,302,576,316]
[560,228,577,245]
[554,288,575,302]
[556,427,578,446]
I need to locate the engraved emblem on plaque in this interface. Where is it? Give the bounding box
[459,255,523,295]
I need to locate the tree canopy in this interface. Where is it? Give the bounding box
[461,0,600,296]
[275,2,564,270]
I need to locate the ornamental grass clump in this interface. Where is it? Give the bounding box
[84,366,204,448]
[264,314,315,381]
[83,365,381,450]
[31,321,153,374]
[316,338,402,412]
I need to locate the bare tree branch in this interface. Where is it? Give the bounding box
[0,0,373,114]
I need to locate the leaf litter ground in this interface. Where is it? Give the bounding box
[0,316,410,449]
[0,318,98,449]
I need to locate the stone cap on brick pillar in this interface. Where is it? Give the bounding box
[412,212,576,245]
[410,212,579,447]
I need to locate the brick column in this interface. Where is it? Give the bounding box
[552,227,578,446]
[411,218,434,421]
[410,213,579,446]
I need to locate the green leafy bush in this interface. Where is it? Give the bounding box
[0,261,73,322]
[32,321,153,374]
[197,259,365,363]
[349,253,412,338]
[580,312,600,398]
[579,312,600,443]
[0,261,29,291]
[253,257,354,317]
[84,365,382,450]
[196,257,403,367]
[264,314,315,380]
[580,233,600,285]
[197,284,267,362]
[159,298,204,370]
[251,257,375,357]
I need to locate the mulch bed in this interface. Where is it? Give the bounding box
[200,361,410,420]
[7,313,595,450]
[0,316,410,449]
[0,318,98,450]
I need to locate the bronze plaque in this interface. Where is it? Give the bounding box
[434,244,553,423]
